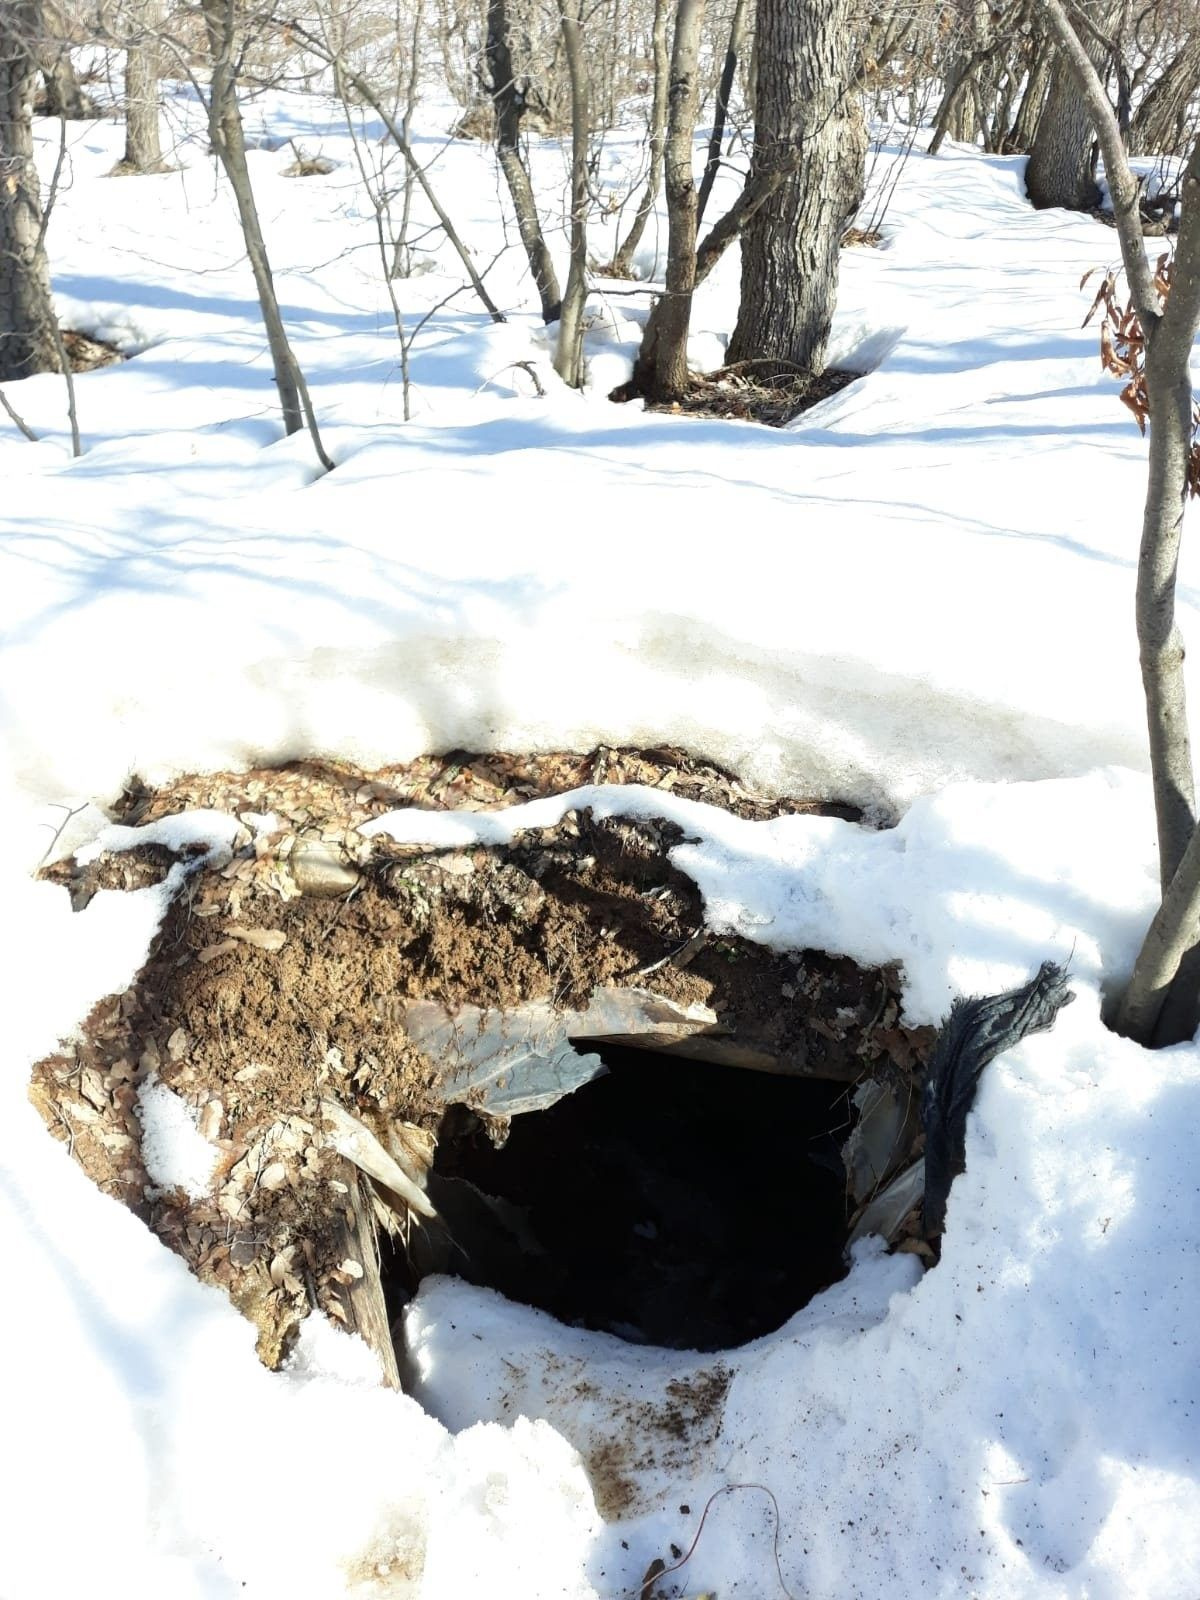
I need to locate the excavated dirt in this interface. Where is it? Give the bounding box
[31,748,933,1372]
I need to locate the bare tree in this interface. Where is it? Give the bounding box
[200,0,332,468]
[1129,26,1200,156]
[1009,12,1054,152]
[929,0,1000,156]
[0,0,60,383]
[485,0,561,319]
[37,0,94,120]
[1026,0,1113,209]
[552,0,589,386]
[726,0,865,373]
[1037,0,1200,1045]
[695,0,747,229]
[117,0,166,173]
[628,0,705,399]
[285,16,506,323]
[608,0,669,276]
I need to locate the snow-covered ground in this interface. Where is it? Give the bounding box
[2,84,1198,1600]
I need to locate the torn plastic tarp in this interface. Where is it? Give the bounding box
[402,988,722,1117]
[922,960,1073,1236]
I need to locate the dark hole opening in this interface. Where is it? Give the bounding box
[389,1045,853,1353]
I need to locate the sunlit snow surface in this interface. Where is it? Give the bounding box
[1,86,1198,1600]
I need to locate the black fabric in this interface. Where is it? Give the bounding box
[922,962,1074,1237]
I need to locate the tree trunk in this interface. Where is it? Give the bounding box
[37,1,92,119]
[610,0,669,276]
[726,0,865,374]
[696,0,747,229]
[929,0,998,161]
[1129,38,1200,158]
[1026,1,1110,209]
[1036,2,1200,1043]
[486,0,561,320]
[552,0,589,387]
[202,0,331,467]
[121,0,164,172]
[0,0,59,382]
[641,0,705,399]
[1009,27,1052,151]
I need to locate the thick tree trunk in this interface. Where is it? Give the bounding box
[552,0,589,387]
[121,0,164,172]
[1026,1,1110,209]
[1009,27,1053,151]
[486,0,561,320]
[610,0,669,276]
[0,0,59,382]
[1129,38,1200,158]
[726,0,866,374]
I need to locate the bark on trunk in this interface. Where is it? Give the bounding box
[610,0,669,276]
[726,0,866,374]
[1026,1,1110,209]
[552,0,589,387]
[695,0,747,229]
[1009,27,1053,151]
[486,0,561,320]
[202,0,332,467]
[1037,2,1200,1042]
[633,0,705,399]
[1129,38,1200,157]
[0,0,59,382]
[930,0,1004,157]
[121,0,164,172]
[37,3,92,121]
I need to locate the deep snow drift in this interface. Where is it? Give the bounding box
[1,81,1198,1600]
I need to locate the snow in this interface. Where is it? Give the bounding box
[1,80,1198,1600]
[137,1073,220,1199]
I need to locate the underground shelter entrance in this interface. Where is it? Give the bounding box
[396,1043,852,1351]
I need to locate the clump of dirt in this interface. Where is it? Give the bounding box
[30,749,931,1371]
[282,153,336,177]
[62,329,125,372]
[611,364,858,427]
[843,226,884,248]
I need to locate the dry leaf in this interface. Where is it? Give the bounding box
[227,926,287,952]
[197,939,238,964]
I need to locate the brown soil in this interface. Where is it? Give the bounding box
[30,749,931,1371]
[612,364,859,427]
[107,745,865,829]
[282,155,336,177]
[62,329,124,372]
[580,1363,731,1520]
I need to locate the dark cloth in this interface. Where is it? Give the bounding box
[922,962,1074,1237]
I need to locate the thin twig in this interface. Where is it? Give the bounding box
[38,115,82,456]
[0,388,39,442]
[38,801,89,868]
